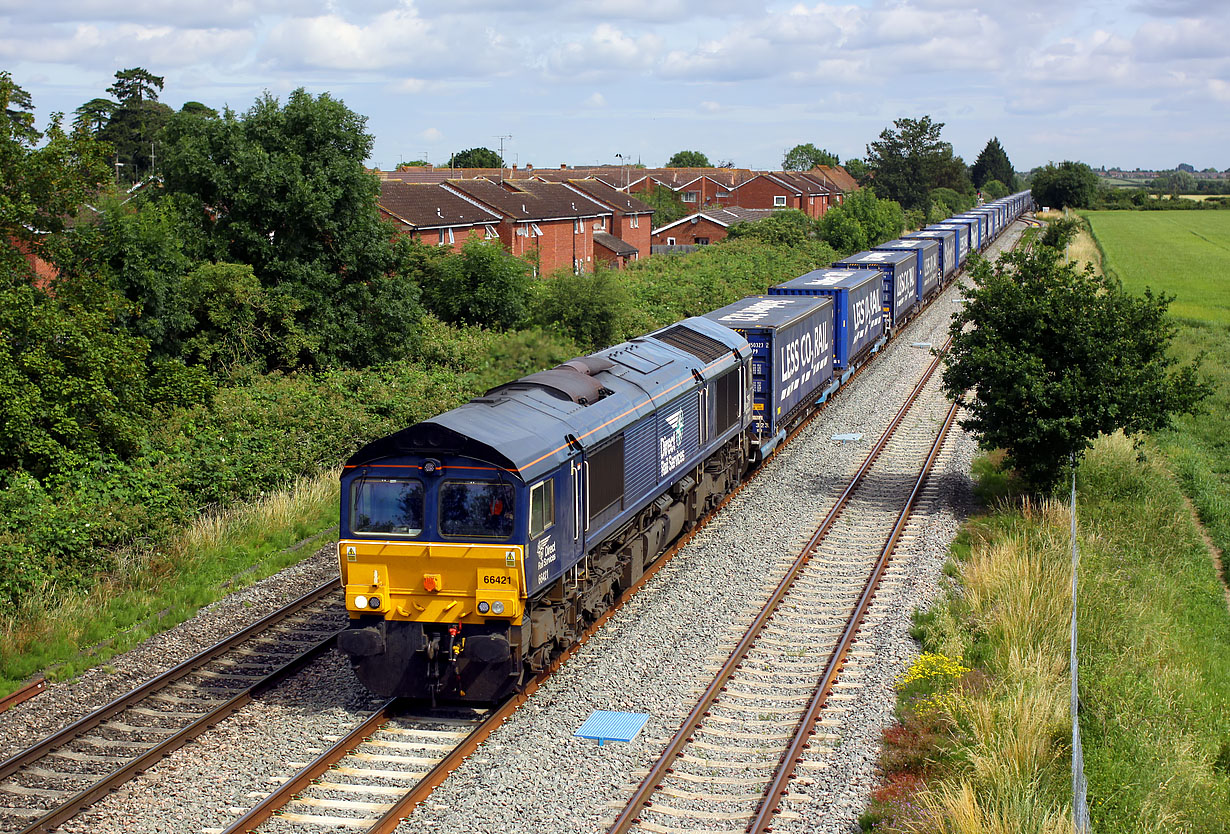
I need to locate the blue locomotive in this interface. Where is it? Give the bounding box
[336,192,1034,702]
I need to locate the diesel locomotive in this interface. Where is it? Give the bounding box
[335,192,1033,703]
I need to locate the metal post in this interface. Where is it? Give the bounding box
[1071,453,1090,833]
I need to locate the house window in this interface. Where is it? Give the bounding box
[666,236,676,245]
[574,258,583,274]
[694,237,710,245]
[438,228,454,246]
[484,225,498,239]
[773,195,787,207]
[630,215,640,228]
[531,223,544,237]
[574,218,582,234]
[716,191,730,199]
[682,191,699,203]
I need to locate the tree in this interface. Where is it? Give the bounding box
[981,179,1010,200]
[815,188,904,255]
[865,116,971,211]
[782,143,839,172]
[73,98,117,137]
[1030,161,1100,209]
[398,160,431,168]
[1154,170,1196,196]
[106,68,164,105]
[2,73,37,145]
[533,267,629,350]
[448,147,503,168]
[160,88,426,368]
[725,209,817,247]
[419,237,532,330]
[970,137,1014,190]
[942,241,1209,492]
[96,67,171,181]
[638,184,689,227]
[179,101,218,119]
[842,158,870,183]
[666,150,711,167]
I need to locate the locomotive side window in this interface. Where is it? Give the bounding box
[351,479,424,536]
[529,478,555,539]
[588,436,625,521]
[714,369,740,434]
[440,481,516,539]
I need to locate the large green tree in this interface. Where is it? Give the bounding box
[1030,161,1100,209]
[160,88,425,368]
[970,137,1014,190]
[97,67,172,181]
[419,237,532,330]
[666,149,711,167]
[942,239,1209,492]
[638,184,688,226]
[782,143,839,171]
[865,116,972,211]
[448,147,503,168]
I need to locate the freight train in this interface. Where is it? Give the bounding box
[335,192,1033,703]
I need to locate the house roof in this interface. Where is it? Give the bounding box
[815,165,859,193]
[563,179,654,215]
[446,179,611,221]
[593,231,639,256]
[378,181,501,230]
[652,207,776,235]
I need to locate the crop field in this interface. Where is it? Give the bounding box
[1084,210,1230,323]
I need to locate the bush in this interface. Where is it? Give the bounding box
[419,237,533,329]
[533,268,630,350]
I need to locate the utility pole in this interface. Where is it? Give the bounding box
[496,135,511,182]
[616,153,629,189]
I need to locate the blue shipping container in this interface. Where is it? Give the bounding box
[927,223,971,262]
[873,238,941,300]
[768,269,884,369]
[952,213,987,249]
[704,295,833,441]
[832,249,919,329]
[904,228,957,279]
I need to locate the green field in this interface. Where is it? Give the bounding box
[1083,210,1230,323]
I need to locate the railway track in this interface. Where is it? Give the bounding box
[605,342,959,834]
[0,580,343,834]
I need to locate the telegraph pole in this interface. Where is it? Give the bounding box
[496,135,511,181]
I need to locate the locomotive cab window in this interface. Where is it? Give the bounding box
[529,478,555,539]
[351,478,424,536]
[440,481,516,539]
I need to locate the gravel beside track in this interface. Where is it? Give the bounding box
[0,222,1021,834]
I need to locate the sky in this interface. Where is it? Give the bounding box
[3,0,1227,173]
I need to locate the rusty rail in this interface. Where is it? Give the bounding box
[0,678,46,714]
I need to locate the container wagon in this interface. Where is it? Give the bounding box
[832,249,919,330]
[872,237,942,301]
[768,269,884,377]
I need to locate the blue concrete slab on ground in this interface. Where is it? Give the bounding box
[574,710,650,745]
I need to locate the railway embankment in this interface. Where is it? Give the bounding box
[863,209,1230,833]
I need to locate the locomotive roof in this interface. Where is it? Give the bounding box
[345,317,749,482]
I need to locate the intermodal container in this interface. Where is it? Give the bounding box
[927,223,971,262]
[705,295,834,441]
[904,228,957,279]
[768,269,884,370]
[952,213,988,248]
[872,237,941,300]
[832,249,919,329]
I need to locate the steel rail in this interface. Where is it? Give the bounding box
[747,397,960,833]
[0,679,46,714]
[0,578,339,784]
[16,632,338,834]
[607,340,952,834]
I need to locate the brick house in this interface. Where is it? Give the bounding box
[377,181,502,252]
[650,207,775,247]
[560,179,654,266]
[445,179,612,275]
[731,172,835,218]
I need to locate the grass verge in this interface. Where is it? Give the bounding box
[862,436,1230,833]
[0,469,339,695]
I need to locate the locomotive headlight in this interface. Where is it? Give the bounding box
[492,600,505,615]
[477,601,490,614]
[353,595,368,609]
[368,597,381,609]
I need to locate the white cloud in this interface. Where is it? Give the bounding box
[263,10,432,70]
[393,78,427,93]
[700,100,720,112]
[546,24,663,78]
[586,91,607,107]
[420,126,443,141]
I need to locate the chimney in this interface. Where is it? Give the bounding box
[560,163,567,170]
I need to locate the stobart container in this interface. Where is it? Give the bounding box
[904,228,957,279]
[873,237,941,300]
[705,295,834,443]
[832,249,919,329]
[929,220,969,259]
[768,269,884,370]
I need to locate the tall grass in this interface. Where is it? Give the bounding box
[0,469,340,692]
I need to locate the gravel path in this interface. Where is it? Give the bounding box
[0,221,1023,834]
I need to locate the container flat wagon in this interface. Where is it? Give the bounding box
[768,269,884,375]
[832,249,919,330]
